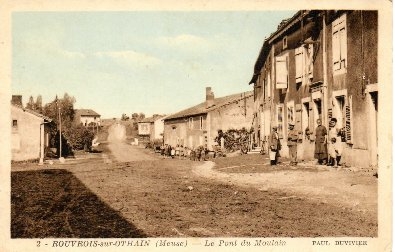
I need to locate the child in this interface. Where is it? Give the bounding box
[328,137,340,167]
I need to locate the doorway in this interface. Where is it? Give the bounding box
[369,91,378,166]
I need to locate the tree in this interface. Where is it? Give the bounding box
[42,93,94,154]
[131,113,139,120]
[35,95,43,114]
[121,113,130,121]
[26,96,35,110]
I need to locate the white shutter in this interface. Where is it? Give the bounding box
[295,47,303,83]
[307,44,314,78]
[275,55,288,89]
[332,30,340,71]
[339,27,347,69]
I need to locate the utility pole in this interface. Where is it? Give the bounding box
[57,96,62,159]
[322,12,328,129]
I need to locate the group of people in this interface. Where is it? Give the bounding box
[268,118,343,167]
[159,144,208,161]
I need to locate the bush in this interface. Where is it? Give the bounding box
[64,125,95,151]
[214,128,250,153]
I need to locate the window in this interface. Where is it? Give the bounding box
[275,54,289,89]
[200,116,203,130]
[283,36,288,49]
[12,119,18,127]
[332,14,347,74]
[295,44,314,84]
[188,117,193,129]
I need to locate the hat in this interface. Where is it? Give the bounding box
[272,126,277,129]
[288,122,295,126]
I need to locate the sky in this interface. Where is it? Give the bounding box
[12,11,295,119]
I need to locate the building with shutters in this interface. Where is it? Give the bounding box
[163,87,253,150]
[137,114,167,143]
[249,10,378,167]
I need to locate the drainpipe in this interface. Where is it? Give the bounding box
[39,121,51,165]
[322,12,329,129]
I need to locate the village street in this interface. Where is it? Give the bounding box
[11,124,378,238]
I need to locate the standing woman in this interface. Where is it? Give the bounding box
[314,119,328,165]
[268,126,281,165]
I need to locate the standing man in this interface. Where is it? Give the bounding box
[314,119,328,165]
[268,126,281,165]
[287,122,299,166]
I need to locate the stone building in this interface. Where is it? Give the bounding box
[137,115,167,143]
[249,10,378,167]
[11,96,53,163]
[74,109,101,127]
[163,87,253,150]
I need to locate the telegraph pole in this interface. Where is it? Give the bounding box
[59,105,62,159]
[56,95,62,159]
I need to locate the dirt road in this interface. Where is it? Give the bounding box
[11,124,377,237]
[106,123,157,162]
[193,160,377,215]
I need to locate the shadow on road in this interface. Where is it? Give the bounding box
[11,169,146,238]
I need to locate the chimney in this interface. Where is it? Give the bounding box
[11,95,23,107]
[205,87,214,108]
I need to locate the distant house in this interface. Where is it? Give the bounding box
[163,87,253,150]
[74,109,101,127]
[11,96,52,163]
[138,115,167,142]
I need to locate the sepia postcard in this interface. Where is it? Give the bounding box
[0,0,392,251]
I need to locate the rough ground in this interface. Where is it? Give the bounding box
[11,125,378,238]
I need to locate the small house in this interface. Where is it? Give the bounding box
[11,96,53,163]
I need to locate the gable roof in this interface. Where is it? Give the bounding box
[11,104,52,122]
[138,117,155,123]
[75,109,101,117]
[165,91,253,121]
[138,114,167,123]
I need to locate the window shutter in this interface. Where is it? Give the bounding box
[345,96,353,144]
[277,105,284,139]
[332,30,340,71]
[339,27,347,69]
[276,55,288,89]
[295,47,303,83]
[295,104,302,132]
[287,106,294,124]
[307,44,314,78]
